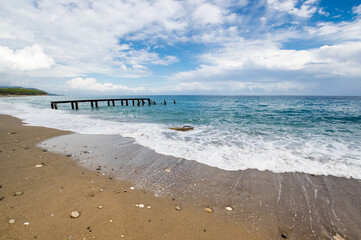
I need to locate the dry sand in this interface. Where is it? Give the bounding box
[0,114,264,239]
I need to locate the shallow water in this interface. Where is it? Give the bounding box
[1,95,361,178]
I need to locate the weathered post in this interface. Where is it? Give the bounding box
[51,103,54,109]
[121,100,124,106]
[95,101,98,108]
[126,100,128,106]
[112,100,115,106]
[174,99,176,104]
[148,99,151,106]
[75,102,79,110]
[107,100,110,106]
[164,100,166,105]
[137,100,140,106]
[153,100,156,105]
[91,101,94,108]
[71,102,74,109]
[54,104,58,110]
[132,100,135,106]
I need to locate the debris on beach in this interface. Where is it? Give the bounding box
[13,191,23,196]
[130,187,135,190]
[164,169,171,173]
[333,234,345,240]
[147,206,152,209]
[8,132,16,135]
[169,125,194,132]
[9,219,16,224]
[70,211,80,218]
[226,206,233,211]
[35,164,43,168]
[98,205,103,209]
[205,208,213,213]
[23,222,30,225]
[175,206,181,211]
[99,188,104,192]
[135,204,145,208]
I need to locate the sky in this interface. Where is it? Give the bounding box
[0,0,361,95]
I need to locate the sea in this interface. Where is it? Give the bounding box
[1,95,361,179]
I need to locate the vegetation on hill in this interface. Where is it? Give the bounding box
[0,88,47,96]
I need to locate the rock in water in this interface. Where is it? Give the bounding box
[70,211,80,218]
[205,208,213,213]
[175,206,181,211]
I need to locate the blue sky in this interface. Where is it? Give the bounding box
[0,0,361,95]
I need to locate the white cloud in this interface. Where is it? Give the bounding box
[353,4,361,15]
[0,44,54,71]
[267,0,318,18]
[67,77,145,92]
[171,40,361,88]
[193,3,223,25]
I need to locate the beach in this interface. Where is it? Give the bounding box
[1,114,361,239]
[0,114,266,239]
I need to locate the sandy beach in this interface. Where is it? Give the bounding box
[1,114,360,240]
[0,114,264,239]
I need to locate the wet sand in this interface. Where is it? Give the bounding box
[1,114,360,239]
[41,134,361,240]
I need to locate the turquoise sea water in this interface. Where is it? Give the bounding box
[1,95,361,178]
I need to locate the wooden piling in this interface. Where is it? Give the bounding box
[126,100,128,106]
[91,101,94,108]
[164,100,166,105]
[107,100,110,106]
[95,101,98,108]
[112,100,115,106]
[54,104,58,110]
[51,103,54,109]
[121,100,124,106]
[71,102,74,109]
[132,100,135,106]
[75,102,79,110]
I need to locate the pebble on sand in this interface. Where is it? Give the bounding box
[226,207,233,211]
[13,191,23,196]
[23,222,30,225]
[98,205,103,209]
[333,234,345,240]
[175,206,181,211]
[164,169,171,173]
[35,164,43,168]
[147,206,152,209]
[205,208,213,213]
[9,219,16,224]
[130,187,135,190]
[70,211,80,218]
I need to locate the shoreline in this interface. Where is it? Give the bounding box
[0,114,264,239]
[41,132,361,240]
[1,114,360,239]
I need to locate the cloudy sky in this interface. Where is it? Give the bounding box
[1,0,361,95]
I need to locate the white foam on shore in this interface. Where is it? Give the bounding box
[1,100,361,179]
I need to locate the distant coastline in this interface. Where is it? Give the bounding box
[0,86,59,96]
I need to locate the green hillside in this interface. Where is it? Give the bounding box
[0,88,47,96]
